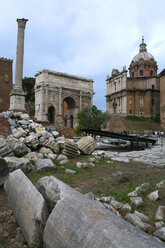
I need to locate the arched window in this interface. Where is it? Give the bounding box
[140,70,143,76]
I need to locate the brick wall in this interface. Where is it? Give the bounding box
[0,58,13,113]
[0,117,11,138]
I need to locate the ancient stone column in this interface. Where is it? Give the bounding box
[58,87,63,124]
[10,18,28,111]
[80,90,82,110]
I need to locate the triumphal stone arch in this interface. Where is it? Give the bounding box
[35,69,94,127]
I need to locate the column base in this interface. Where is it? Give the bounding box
[9,90,26,111]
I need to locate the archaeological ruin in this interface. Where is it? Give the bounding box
[35,69,94,127]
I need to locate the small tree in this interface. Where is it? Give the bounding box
[22,77,35,103]
[75,105,110,135]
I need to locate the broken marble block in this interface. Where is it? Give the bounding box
[62,139,79,157]
[43,177,164,248]
[4,156,33,173]
[147,190,161,201]
[0,137,14,157]
[4,169,49,248]
[35,159,56,172]
[130,197,143,206]
[77,136,96,154]
[125,213,153,233]
[35,176,60,213]
[153,227,165,242]
[155,206,165,221]
[7,136,29,157]
[39,137,60,154]
[25,133,39,150]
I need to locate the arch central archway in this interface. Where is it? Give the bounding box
[48,106,55,124]
[62,97,76,128]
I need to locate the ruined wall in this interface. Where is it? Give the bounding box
[0,58,13,113]
[0,117,11,138]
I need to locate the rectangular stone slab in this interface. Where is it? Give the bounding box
[4,169,49,248]
[43,177,165,248]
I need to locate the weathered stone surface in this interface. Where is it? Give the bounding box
[134,210,149,223]
[35,176,60,213]
[0,137,14,157]
[147,190,161,201]
[110,199,123,210]
[39,147,53,155]
[155,222,165,230]
[35,159,56,172]
[57,154,68,161]
[62,139,79,157]
[154,227,165,241]
[4,156,33,173]
[85,192,95,200]
[12,127,26,138]
[156,180,165,189]
[130,197,143,206]
[128,190,138,197]
[156,206,165,221]
[24,152,43,161]
[43,177,164,248]
[128,183,150,197]
[99,196,114,204]
[4,169,49,248]
[25,133,39,150]
[8,118,17,127]
[47,153,57,160]
[7,136,29,157]
[20,113,30,120]
[65,169,76,174]
[77,136,96,154]
[125,213,154,233]
[121,203,132,213]
[51,131,59,137]
[59,159,69,165]
[18,119,30,125]
[39,137,60,154]
[0,156,9,186]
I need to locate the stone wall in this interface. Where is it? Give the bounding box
[0,117,11,137]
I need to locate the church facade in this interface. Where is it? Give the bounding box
[106,39,160,117]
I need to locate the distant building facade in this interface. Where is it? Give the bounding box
[35,69,94,127]
[0,57,13,113]
[106,39,160,117]
[159,69,165,128]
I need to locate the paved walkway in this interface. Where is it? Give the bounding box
[104,138,165,168]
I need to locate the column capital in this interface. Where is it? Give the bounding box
[17,18,28,29]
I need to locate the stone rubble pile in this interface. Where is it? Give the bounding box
[0,111,96,180]
[4,170,165,248]
[91,179,165,242]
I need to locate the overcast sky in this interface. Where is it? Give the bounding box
[1,0,165,111]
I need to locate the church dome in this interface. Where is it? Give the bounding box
[129,38,158,78]
[132,51,155,63]
[131,39,155,63]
